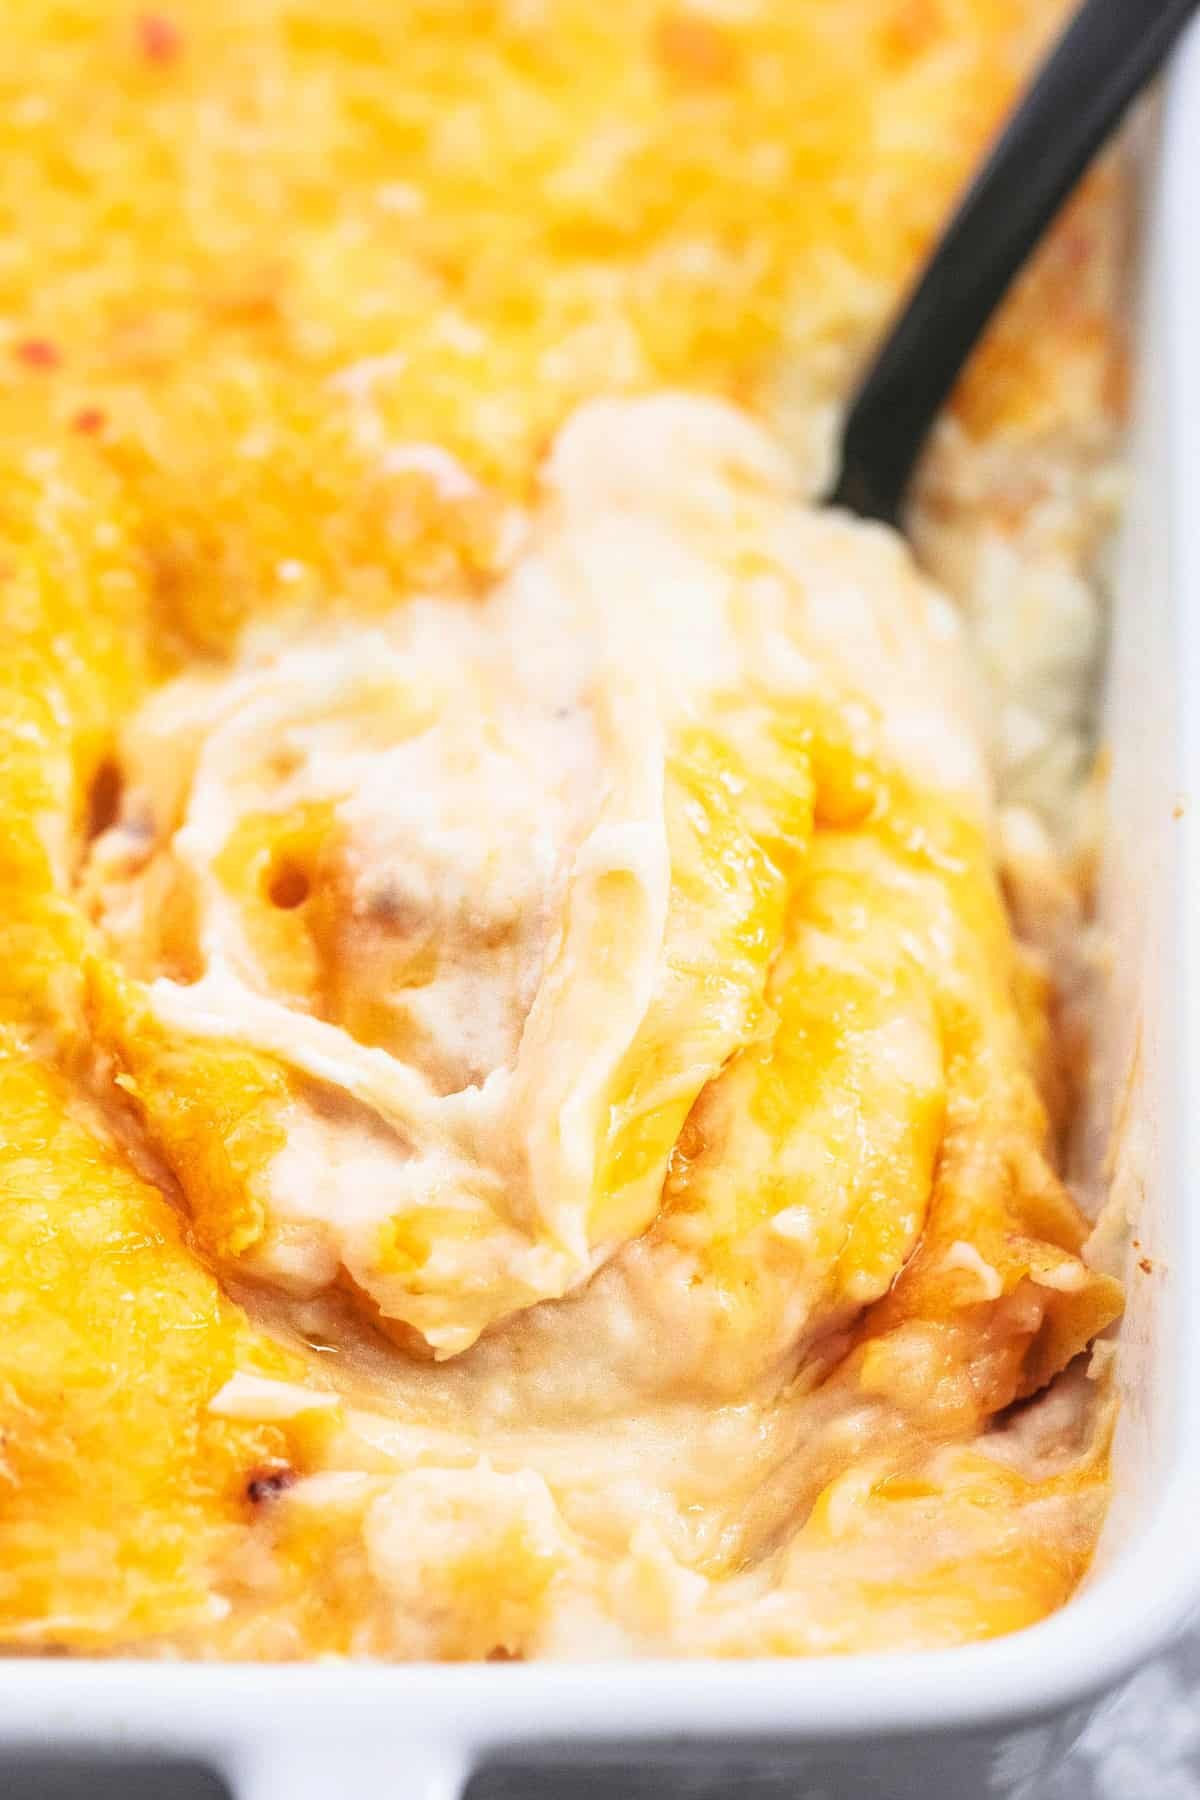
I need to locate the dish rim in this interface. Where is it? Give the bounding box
[2,17,1199,1781]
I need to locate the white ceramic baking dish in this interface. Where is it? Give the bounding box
[3,25,1200,1800]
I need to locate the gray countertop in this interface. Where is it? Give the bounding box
[1038,1627,1200,1800]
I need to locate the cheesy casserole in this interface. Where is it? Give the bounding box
[0,0,1126,1659]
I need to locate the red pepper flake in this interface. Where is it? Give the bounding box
[244,1466,297,1507]
[1138,1257,1154,1275]
[72,406,106,435]
[15,338,60,370]
[137,13,183,63]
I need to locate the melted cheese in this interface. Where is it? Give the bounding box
[71,394,1123,1659]
[86,396,989,1357]
[0,0,1125,1662]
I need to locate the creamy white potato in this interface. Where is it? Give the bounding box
[80,397,1120,1660]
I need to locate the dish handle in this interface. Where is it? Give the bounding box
[227,1740,470,1800]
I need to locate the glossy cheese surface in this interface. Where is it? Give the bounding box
[0,0,1124,1659]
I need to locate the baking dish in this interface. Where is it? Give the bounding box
[3,22,1200,1800]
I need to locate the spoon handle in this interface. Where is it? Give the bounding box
[828,0,1198,525]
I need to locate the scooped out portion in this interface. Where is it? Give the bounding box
[56,394,1121,1660]
[84,395,990,1357]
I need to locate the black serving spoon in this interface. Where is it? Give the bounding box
[828,0,1199,527]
